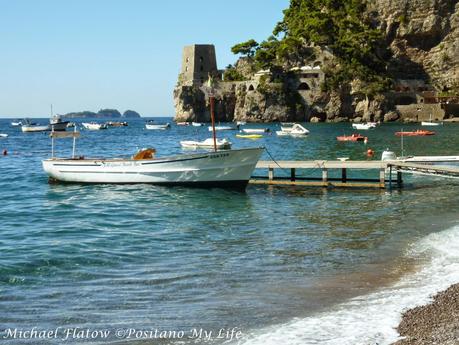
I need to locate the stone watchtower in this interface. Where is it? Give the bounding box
[179,44,218,86]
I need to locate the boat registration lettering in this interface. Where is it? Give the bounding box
[209,153,230,159]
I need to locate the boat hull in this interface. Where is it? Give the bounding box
[22,125,50,132]
[42,147,264,188]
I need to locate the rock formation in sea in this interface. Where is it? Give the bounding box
[173,0,459,123]
[62,109,141,118]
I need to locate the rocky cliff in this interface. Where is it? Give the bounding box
[174,0,459,123]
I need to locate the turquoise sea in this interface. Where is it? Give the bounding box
[0,117,458,345]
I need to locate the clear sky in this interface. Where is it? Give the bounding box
[0,0,289,117]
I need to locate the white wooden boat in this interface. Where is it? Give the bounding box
[146,123,170,130]
[82,122,108,130]
[236,121,246,126]
[192,122,205,127]
[22,124,50,132]
[241,128,269,134]
[352,123,376,130]
[208,125,236,131]
[43,147,262,189]
[11,120,22,126]
[276,124,309,136]
[0,134,8,138]
[180,138,231,150]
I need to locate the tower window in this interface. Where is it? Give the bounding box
[199,56,203,63]
[200,65,204,71]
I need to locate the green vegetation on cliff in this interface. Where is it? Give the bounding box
[232,0,392,96]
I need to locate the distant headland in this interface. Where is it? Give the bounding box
[61,109,141,119]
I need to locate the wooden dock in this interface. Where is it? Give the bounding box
[250,160,459,189]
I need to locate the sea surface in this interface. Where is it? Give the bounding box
[0,117,458,345]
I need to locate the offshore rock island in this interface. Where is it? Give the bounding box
[174,0,459,123]
[61,109,141,119]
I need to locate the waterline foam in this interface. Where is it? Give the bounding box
[238,224,459,345]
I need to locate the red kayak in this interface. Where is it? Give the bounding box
[336,133,367,142]
[395,130,435,136]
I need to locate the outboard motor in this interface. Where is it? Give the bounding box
[381,149,397,161]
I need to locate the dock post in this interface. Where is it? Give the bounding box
[389,165,393,190]
[379,168,386,188]
[322,168,328,187]
[268,167,274,181]
[341,168,347,183]
[291,168,296,182]
[397,169,403,188]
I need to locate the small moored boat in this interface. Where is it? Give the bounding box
[276,124,309,137]
[146,122,171,130]
[180,138,232,150]
[395,130,435,136]
[208,125,237,131]
[82,122,108,130]
[192,122,205,127]
[336,133,367,142]
[352,123,376,130]
[241,128,269,134]
[0,133,8,138]
[236,134,263,139]
[21,119,50,132]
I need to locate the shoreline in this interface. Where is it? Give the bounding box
[393,282,459,345]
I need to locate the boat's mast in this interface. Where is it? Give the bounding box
[210,95,217,152]
[401,128,404,157]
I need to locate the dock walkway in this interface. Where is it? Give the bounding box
[250,160,459,188]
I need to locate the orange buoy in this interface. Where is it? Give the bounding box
[367,149,374,157]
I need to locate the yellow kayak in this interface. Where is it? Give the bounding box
[236,134,263,139]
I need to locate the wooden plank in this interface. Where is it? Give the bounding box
[249,179,382,188]
[256,160,387,170]
[50,131,80,138]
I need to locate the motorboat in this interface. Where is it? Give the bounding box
[42,139,262,189]
[241,128,269,134]
[146,122,171,130]
[352,123,376,130]
[236,134,263,139]
[276,124,309,136]
[82,122,108,130]
[336,133,367,142]
[176,122,191,126]
[50,115,69,131]
[208,125,237,131]
[395,130,435,136]
[180,138,232,150]
[21,119,50,132]
[192,122,205,127]
[0,134,8,138]
[236,121,247,126]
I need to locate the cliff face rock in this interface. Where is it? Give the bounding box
[372,0,459,89]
